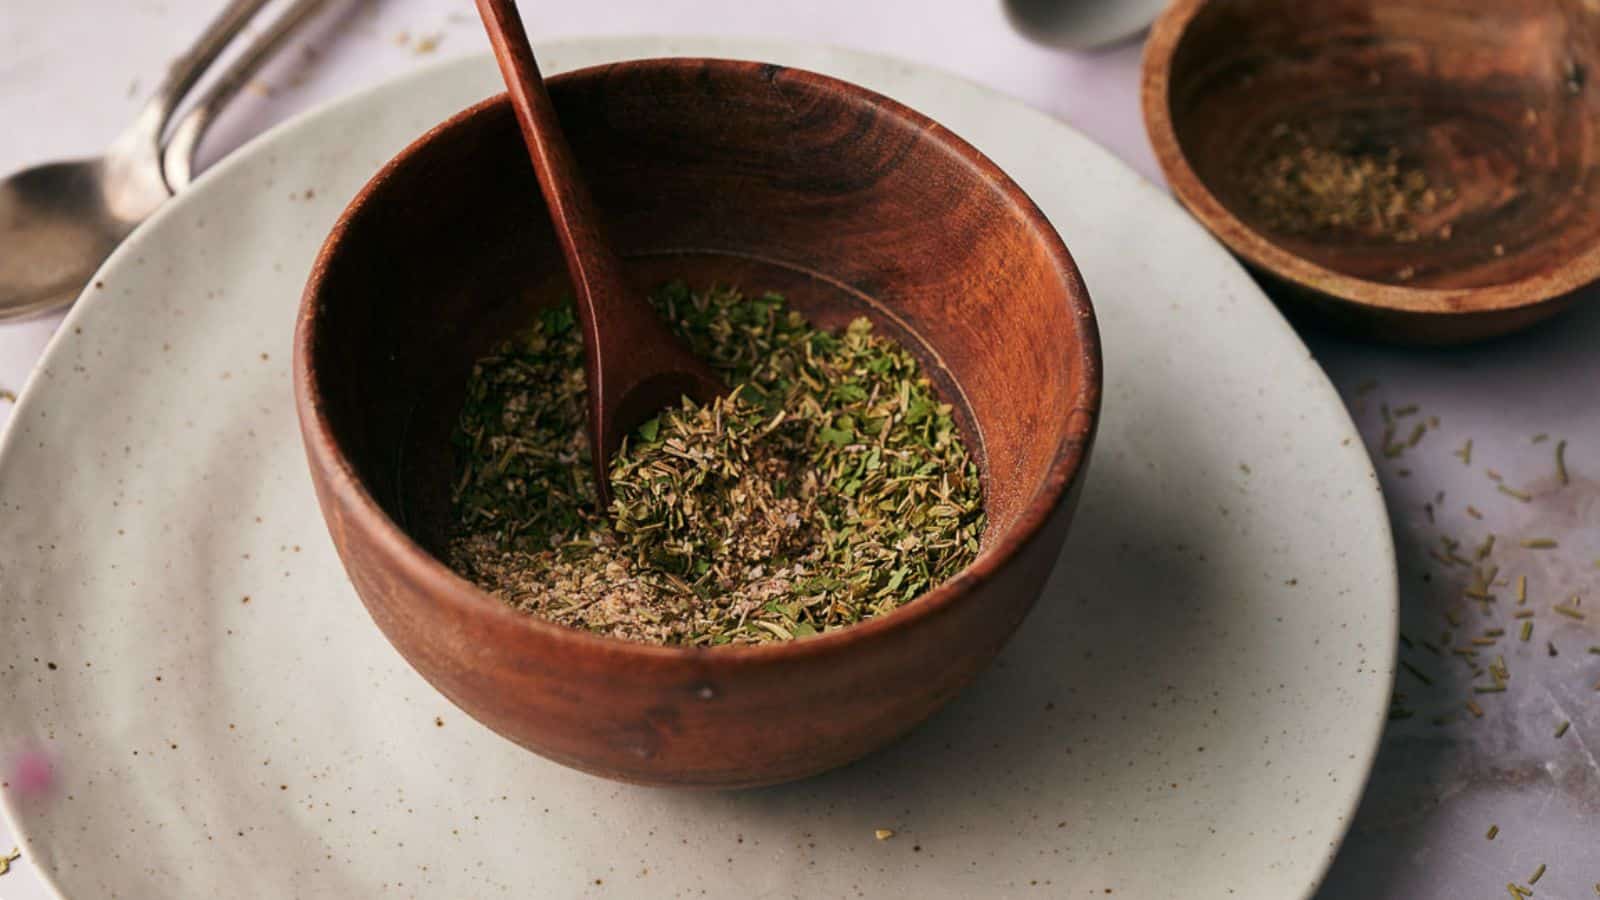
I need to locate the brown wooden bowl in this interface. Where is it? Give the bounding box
[293,58,1101,788]
[1143,0,1600,344]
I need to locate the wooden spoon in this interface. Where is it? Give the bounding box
[474,0,725,509]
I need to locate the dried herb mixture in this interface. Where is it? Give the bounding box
[448,282,984,646]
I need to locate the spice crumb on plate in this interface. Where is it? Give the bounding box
[874,829,895,841]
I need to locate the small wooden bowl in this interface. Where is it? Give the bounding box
[1143,0,1600,344]
[294,58,1101,788]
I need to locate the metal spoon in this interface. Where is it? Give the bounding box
[0,0,331,321]
[475,0,726,511]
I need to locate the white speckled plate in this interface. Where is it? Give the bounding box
[0,38,1396,900]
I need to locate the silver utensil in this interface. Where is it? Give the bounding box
[165,0,334,191]
[1001,0,1167,50]
[0,0,331,321]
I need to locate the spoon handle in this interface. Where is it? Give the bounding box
[162,0,337,191]
[473,0,633,322]
[122,0,277,162]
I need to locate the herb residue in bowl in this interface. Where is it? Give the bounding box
[1244,124,1455,244]
[448,283,985,646]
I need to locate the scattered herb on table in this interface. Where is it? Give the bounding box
[448,283,985,646]
[0,847,17,877]
[1498,484,1533,502]
[0,388,15,405]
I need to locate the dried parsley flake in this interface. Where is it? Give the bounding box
[447,283,985,646]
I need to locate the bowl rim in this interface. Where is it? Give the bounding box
[293,56,1102,665]
[1140,0,1600,318]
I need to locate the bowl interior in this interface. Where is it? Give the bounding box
[304,60,1094,584]
[1166,0,1600,290]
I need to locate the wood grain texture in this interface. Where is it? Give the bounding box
[1143,0,1600,344]
[293,58,1101,787]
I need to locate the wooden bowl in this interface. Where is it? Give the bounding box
[293,58,1101,788]
[1143,0,1600,344]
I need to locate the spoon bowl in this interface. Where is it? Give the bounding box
[295,58,1101,787]
[0,137,168,321]
[0,0,331,321]
[475,0,725,510]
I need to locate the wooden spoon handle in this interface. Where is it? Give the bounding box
[474,0,630,314]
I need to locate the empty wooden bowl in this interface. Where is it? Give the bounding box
[294,58,1101,788]
[1143,0,1600,344]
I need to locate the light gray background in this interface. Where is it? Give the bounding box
[2,1,1597,897]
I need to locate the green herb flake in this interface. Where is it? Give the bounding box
[1521,538,1559,549]
[1486,824,1499,839]
[0,847,17,876]
[1498,485,1533,502]
[1556,721,1571,739]
[1556,439,1569,486]
[1530,863,1547,885]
